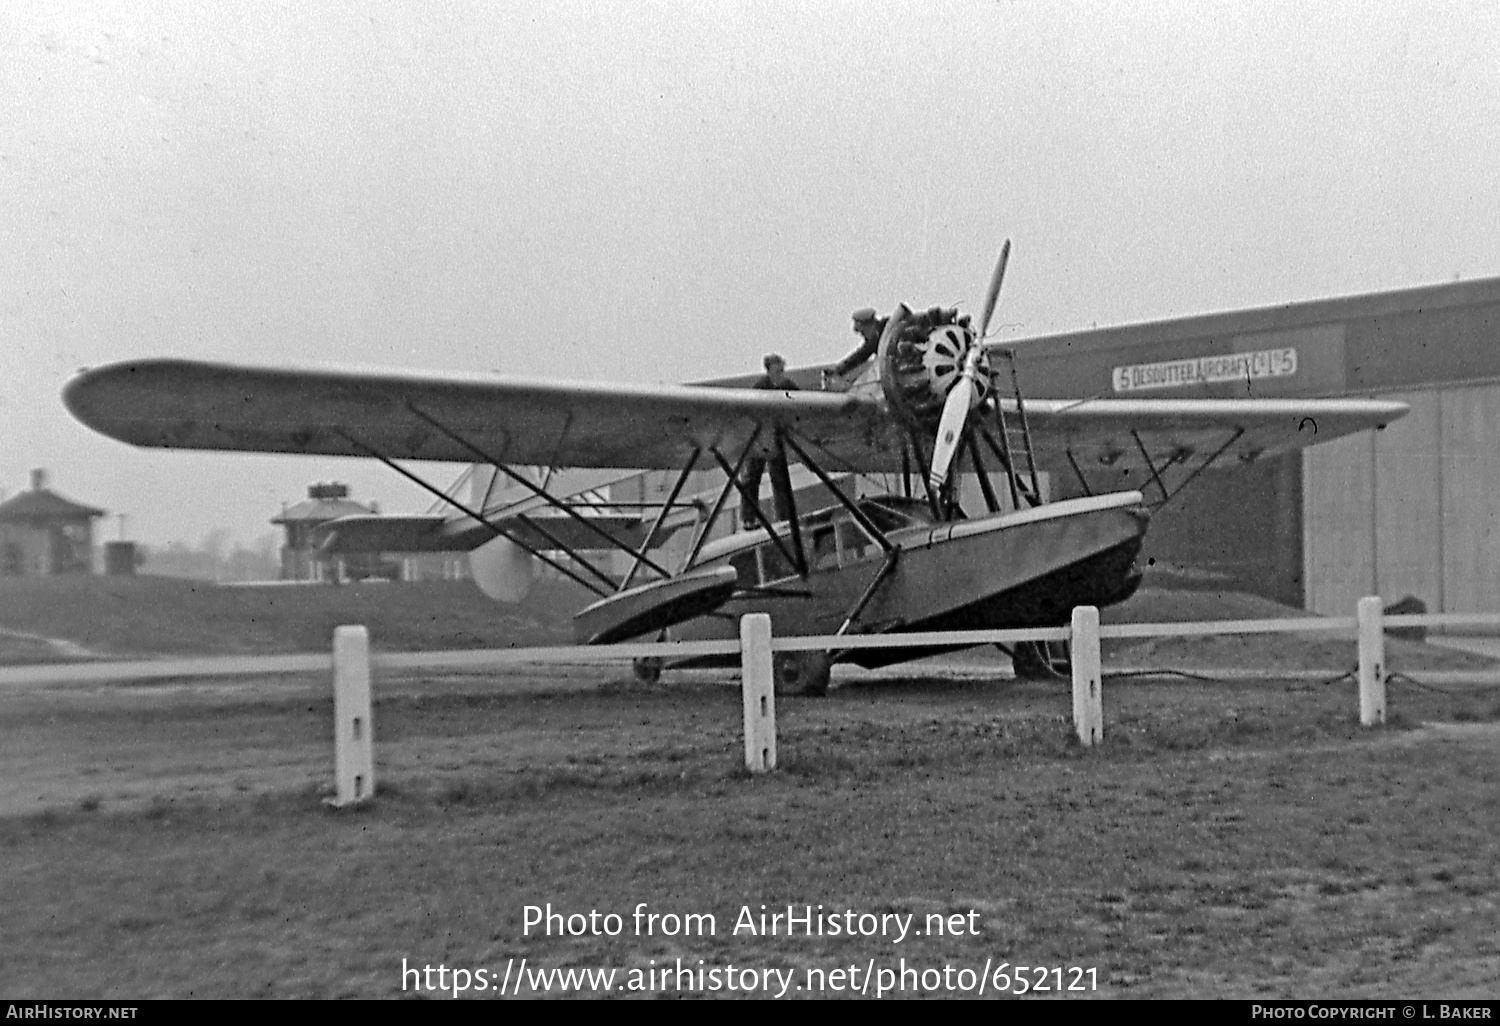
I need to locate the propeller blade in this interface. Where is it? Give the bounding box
[928,379,973,492]
[976,239,1012,341]
[927,347,986,492]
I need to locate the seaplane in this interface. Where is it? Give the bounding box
[63,244,1406,693]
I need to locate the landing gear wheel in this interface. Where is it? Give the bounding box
[1007,640,1071,681]
[773,651,832,696]
[632,657,663,683]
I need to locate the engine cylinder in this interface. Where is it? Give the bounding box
[879,313,991,427]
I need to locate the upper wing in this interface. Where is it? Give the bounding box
[62,359,885,470]
[63,359,1405,481]
[1012,396,1408,489]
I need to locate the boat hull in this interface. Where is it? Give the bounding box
[670,492,1149,668]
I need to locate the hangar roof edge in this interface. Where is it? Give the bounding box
[1011,275,1500,356]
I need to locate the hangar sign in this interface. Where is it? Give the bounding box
[1111,347,1298,393]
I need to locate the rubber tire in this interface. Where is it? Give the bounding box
[632,657,664,683]
[773,651,832,697]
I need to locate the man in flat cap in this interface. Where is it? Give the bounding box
[741,353,798,528]
[754,352,796,392]
[823,307,888,390]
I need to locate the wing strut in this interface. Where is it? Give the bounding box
[405,403,676,580]
[964,432,1002,514]
[780,432,897,556]
[1152,428,1245,511]
[619,447,700,592]
[774,431,808,578]
[906,428,943,521]
[709,447,807,579]
[976,421,1016,507]
[1130,430,1190,507]
[512,513,620,591]
[835,547,900,638]
[774,427,904,635]
[682,429,758,570]
[975,423,1034,508]
[332,430,610,598]
[1064,448,1093,497]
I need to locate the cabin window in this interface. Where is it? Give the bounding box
[836,520,877,564]
[730,550,758,588]
[810,526,839,571]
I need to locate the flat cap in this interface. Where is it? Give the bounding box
[851,307,879,323]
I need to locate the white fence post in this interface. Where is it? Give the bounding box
[739,614,776,772]
[1357,596,1387,726]
[1070,606,1103,747]
[332,625,375,804]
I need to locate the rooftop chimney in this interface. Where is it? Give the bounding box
[30,468,47,492]
[308,482,350,500]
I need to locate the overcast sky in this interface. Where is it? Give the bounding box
[5,0,1498,546]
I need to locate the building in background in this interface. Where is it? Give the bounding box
[273,482,377,581]
[274,482,469,583]
[0,469,105,576]
[1010,275,1500,615]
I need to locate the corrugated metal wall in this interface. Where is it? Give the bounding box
[1441,386,1500,612]
[1304,383,1500,614]
[1374,391,1442,611]
[1303,429,1375,613]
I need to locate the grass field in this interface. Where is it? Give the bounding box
[3,663,1499,999]
[3,576,1498,999]
[0,575,593,661]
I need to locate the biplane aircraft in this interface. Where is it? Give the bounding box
[63,245,1406,693]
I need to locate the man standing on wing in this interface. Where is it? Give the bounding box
[740,353,799,529]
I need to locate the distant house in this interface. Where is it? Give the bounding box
[272,482,377,582]
[272,481,472,584]
[0,469,105,576]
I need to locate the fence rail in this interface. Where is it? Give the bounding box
[6,607,1500,689]
[7,600,1500,804]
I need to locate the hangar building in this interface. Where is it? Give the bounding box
[1010,275,1500,616]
